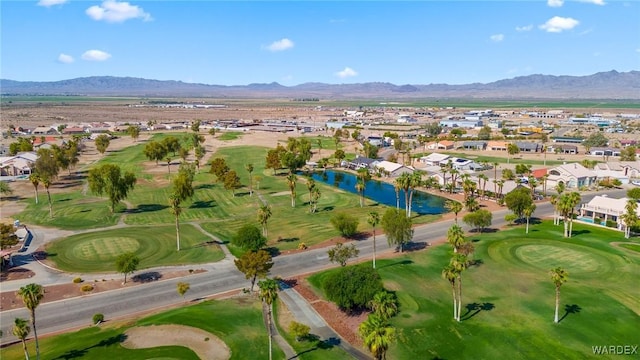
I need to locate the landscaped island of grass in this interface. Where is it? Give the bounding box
[308,221,640,359]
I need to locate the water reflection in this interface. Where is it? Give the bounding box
[304,169,447,215]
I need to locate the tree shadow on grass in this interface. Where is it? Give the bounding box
[194,183,215,190]
[291,335,340,359]
[403,242,427,252]
[129,203,168,213]
[52,334,127,359]
[571,229,591,236]
[189,200,216,209]
[460,302,495,321]
[264,246,281,257]
[377,259,414,269]
[277,236,300,243]
[559,304,581,323]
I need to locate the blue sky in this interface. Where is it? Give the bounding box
[1,0,638,85]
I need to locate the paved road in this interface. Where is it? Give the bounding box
[0,188,627,345]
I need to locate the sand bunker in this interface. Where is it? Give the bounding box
[122,324,230,360]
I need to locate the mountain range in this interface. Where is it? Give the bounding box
[1,70,638,100]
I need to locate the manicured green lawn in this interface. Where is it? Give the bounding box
[0,298,283,360]
[308,221,640,359]
[217,131,244,141]
[45,224,225,272]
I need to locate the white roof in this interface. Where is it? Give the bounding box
[585,196,640,216]
[376,161,404,173]
[420,153,450,162]
[550,163,596,178]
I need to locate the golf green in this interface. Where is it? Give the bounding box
[72,237,141,261]
[513,244,611,274]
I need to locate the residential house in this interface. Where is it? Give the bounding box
[375,161,414,177]
[419,153,450,166]
[551,136,584,144]
[0,152,37,177]
[515,141,541,153]
[32,126,58,135]
[348,155,378,170]
[425,141,454,151]
[439,119,483,128]
[487,141,508,151]
[63,127,86,135]
[588,147,621,157]
[546,163,597,189]
[548,144,578,154]
[579,195,640,231]
[461,141,487,150]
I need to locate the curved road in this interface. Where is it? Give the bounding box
[0,189,627,344]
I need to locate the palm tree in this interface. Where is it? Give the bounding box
[464,196,479,212]
[478,173,488,200]
[450,253,469,321]
[245,163,254,196]
[367,211,380,269]
[621,199,638,239]
[395,174,411,216]
[29,173,40,205]
[442,264,459,321]
[286,173,297,208]
[542,174,549,197]
[550,194,559,225]
[358,315,396,360]
[567,192,582,237]
[449,169,460,194]
[42,177,53,218]
[446,201,463,224]
[493,162,499,195]
[311,187,321,213]
[524,203,536,234]
[307,178,316,212]
[407,171,423,217]
[356,168,371,208]
[17,283,44,360]
[447,224,465,253]
[496,180,505,201]
[393,182,401,209]
[550,267,568,323]
[316,138,323,156]
[12,317,31,360]
[258,278,279,360]
[558,194,573,237]
[555,182,566,196]
[169,194,183,251]
[257,204,272,237]
[369,291,398,321]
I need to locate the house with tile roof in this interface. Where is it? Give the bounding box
[546,163,597,188]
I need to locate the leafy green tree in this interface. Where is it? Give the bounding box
[550,267,568,323]
[330,213,359,238]
[328,242,360,267]
[1,223,18,268]
[194,145,205,169]
[88,164,137,213]
[381,208,413,252]
[126,125,140,142]
[289,321,310,341]
[223,170,241,196]
[363,142,379,159]
[628,187,640,201]
[462,209,493,233]
[369,291,398,321]
[507,143,520,164]
[620,146,637,161]
[258,278,279,360]
[169,163,195,251]
[358,314,396,360]
[209,157,230,181]
[582,132,608,151]
[12,317,31,360]
[143,141,167,165]
[191,119,201,133]
[34,148,60,217]
[176,282,190,301]
[333,149,346,166]
[94,134,111,154]
[265,145,286,175]
[115,252,139,284]
[233,224,267,251]
[367,211,380,269]
[504,187,533,222]
[323,265,383,311]
[17,283,44,360]
[424,123,442,137]
[161,136,181,156]
[477,125,492,140]
[0,182,12,202]
[257,204,272,237]
[234,250,273,293]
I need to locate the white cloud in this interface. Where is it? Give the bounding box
[335,67,358,79]
[37,0,68,7]
[578,0,606,5]
[547,0,564,7]
[81,50,112,61]
[86,0,152,23]
[539,16,579,33]
[490,34,504,42]
[265,38,294,52]
[57,53,74,64]
[516,25,533,32]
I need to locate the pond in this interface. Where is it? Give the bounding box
[305,170,448,215]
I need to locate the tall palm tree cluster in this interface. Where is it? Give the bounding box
[359,291,399,360]
[442,224,475,322]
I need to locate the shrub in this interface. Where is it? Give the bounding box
[92,313,104,324]
[298,242,307,250]
[289,321,311,341]
[330,213,359,238]
[73,277,83,283]
[606,220,617,228]
[232,224,267,251]
[81,284,94,292]
[323,265,383,312]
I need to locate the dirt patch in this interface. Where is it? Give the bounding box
[122,324,230,360]
[0,269,206,311]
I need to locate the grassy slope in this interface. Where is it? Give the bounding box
[309,221,639,359]
[0,298,283,360]
[45,224,225,272]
